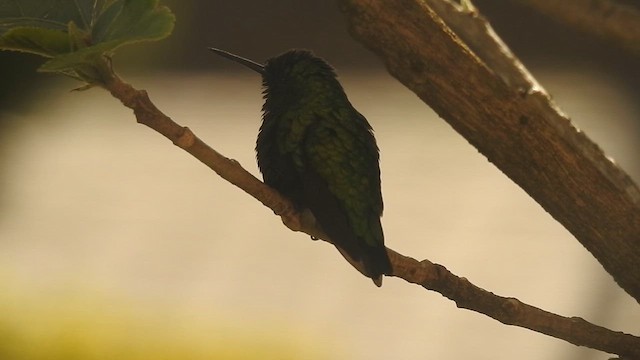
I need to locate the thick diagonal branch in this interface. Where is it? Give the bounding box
[338,0,640,304]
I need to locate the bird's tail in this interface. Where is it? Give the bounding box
[334,244,392,287]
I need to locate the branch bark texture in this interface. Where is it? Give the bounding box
[98,68,640,358]
[338,0,640,303]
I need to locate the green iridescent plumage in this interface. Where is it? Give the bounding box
[209,48,392,285]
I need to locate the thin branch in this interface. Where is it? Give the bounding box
[513,0,640,56]
[392,251,640,358]
[104,73,296,218]
[99,66,640,358]
[338,0,640,304]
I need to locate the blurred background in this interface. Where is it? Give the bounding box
[0,1,638,359]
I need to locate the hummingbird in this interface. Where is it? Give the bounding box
[209,48,392,285]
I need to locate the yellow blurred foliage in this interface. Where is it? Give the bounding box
[0,271,326,360]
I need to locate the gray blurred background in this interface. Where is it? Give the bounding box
[0,1,638,359]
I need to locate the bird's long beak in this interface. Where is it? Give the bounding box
[208,47,265,74]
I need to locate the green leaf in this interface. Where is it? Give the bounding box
[0,0,90,33]
[0,0,175,82]
[0,26,71,57]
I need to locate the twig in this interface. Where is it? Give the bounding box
[338,0,640,304]
[101,69,295,219]
[391,251,640,358]
[99,67,640,358]
[513,0,640,56]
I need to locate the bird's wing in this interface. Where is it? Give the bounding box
[301,111,390,280]
[302,112,383,246]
